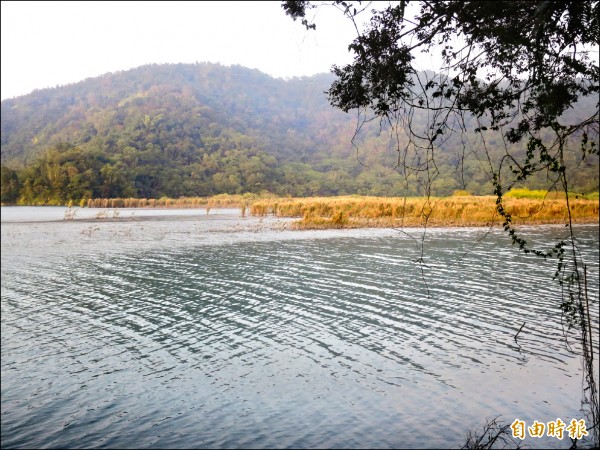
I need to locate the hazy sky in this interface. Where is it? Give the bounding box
[1,1,365,100]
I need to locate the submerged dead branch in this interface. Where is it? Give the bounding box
[461,417,523,449]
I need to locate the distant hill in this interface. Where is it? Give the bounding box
[1,63,598,203]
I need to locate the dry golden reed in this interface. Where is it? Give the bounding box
[250,195,599,229]
[84,194,265,210]
[80,193,598,229]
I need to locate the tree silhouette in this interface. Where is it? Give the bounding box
[283,1,599,446]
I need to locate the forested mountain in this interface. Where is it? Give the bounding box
[1,63,598,204]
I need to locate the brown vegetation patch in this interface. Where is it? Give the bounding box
[250,195,599,229]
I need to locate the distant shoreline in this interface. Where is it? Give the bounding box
[2,193,598,230]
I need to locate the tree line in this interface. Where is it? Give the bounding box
[1,62,598,205]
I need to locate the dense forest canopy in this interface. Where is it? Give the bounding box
[1,62,598,205]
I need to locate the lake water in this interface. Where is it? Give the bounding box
[1,206,599,449]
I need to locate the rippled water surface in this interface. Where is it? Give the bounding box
[1,207,598,449]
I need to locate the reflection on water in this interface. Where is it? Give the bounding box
[1,207,598,449]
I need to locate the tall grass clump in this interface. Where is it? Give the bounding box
[504,187,599,201]
[83,193,277,210]
[250,195,599,229]
[505,188,549,199]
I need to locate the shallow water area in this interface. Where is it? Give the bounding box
[1,206,599,448]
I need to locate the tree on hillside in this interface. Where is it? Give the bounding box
[283,0,599,446]
[1,165,21,204]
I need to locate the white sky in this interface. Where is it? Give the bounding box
[1,0,366,100]
[3,1,598,102]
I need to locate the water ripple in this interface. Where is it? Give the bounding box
[2,219,598,449]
